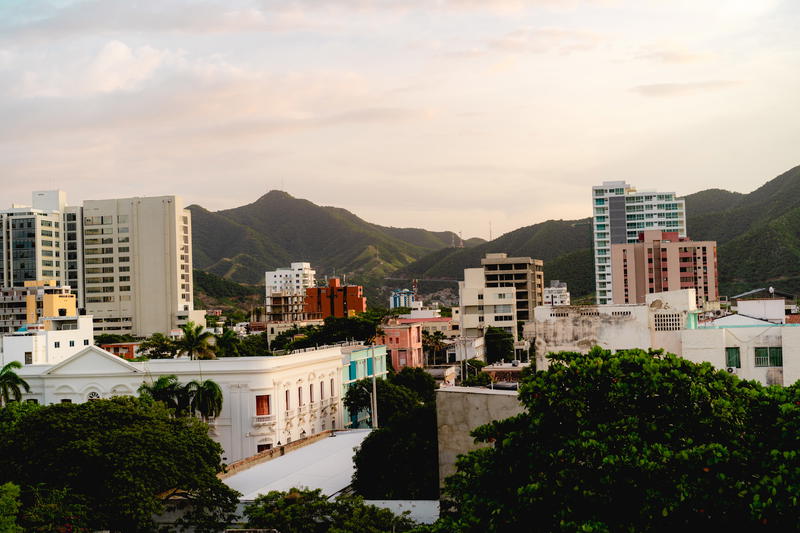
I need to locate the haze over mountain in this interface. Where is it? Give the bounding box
[192,164,800,301]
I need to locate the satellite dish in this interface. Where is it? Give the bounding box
[769,286,775,294]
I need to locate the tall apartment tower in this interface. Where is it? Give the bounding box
[0,191,68,288]
[3,191,203,337]
[480,253,544,322]
[592,182,686,305]
[611,230,718,306]
[81,196,203,336]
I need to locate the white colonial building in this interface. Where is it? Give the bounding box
[18,344,347,463]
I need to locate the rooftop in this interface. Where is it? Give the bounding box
[223,429,371,499]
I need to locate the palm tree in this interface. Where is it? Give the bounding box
[187,379,224,421]
[422,330,447,365]
[215,328,241,358]
[176,321,216,360]
[138,375,194,416]
[0,361,30,406]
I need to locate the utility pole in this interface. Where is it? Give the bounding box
[371,343,379,429]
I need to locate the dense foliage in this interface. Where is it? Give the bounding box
[193,269,261,299]
[347,368,440,499]
[483,326,514,364]
[0,397,239,532]
[243,488,417,532]
[272,312,387,352]
[436,347,800,532]
[0,483,21,533]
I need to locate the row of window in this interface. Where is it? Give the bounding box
[726,347,783,368]
[255,379,337,416]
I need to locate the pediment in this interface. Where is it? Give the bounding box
[45,346,142,376]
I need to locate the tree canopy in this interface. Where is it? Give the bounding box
[243,488,417,533]
[0,397,238,532]
[483,326,514,364]
[437,347,800,532]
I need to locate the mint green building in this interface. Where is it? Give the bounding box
[341,345,388,428]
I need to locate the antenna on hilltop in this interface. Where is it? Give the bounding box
[489,221,493,241]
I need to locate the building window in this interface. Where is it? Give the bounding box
[285,389,290,409]
[309,383,314,403]
[54,341,60,348]
[256,394,271,416]
[320,381,325,400]
[257,444,272,453]
[297,386,303,406]
[330,378,335,397]
[755,347,782,367]
[84,339,89,346]
[725,347,741,368]
[60,399,72,404]
[24,352,32,365]
[87,391,101,401]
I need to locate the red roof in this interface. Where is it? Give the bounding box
[786,315,800,324]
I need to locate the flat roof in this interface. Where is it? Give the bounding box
[436,385,518,396]
[223,429,371,499]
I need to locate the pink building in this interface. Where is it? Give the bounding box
[378,321,424,370]
[611,230,718,306]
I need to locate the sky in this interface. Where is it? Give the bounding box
[2,0,799,240]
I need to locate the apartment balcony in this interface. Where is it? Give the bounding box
[252,414,276,426]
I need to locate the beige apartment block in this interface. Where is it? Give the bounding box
[480,253,544,322]
[610,230,718,307]
[82,196,204,336]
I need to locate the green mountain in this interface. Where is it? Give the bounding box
[399,164,800,299]
[190,191,484,283]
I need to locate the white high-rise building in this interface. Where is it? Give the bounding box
[2,191,204,337]
[81,196,203,336]
[458,268,517,340]
[265,262,316,295]
[592,181,686,305]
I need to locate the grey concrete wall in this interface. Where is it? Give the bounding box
[436,386,524,487]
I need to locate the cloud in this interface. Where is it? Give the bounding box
[636,47,713,64]
[632,80,740,97]
[489,27,606,54]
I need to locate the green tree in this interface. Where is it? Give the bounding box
[0,397,239,532]
[188,380,224,421]
[243,488,417,533]
[93,333,136,346]
[390,367,437,405]
[0,482,21,533]
[422,330,448,365]
[238,332,272,357]
[352,403,439,499]
[138,332,179,359]
[0,362,29,407]
[138,374,190,416]
[344,379,418,427]
[438,347,800,532]
[483,326,514,364]
[176,321,216,360]
[214,328,241,358]
[19,486,90,533]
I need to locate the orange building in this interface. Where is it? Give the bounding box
[304,278,367,319]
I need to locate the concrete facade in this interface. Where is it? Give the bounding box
[543,280,570,306]
[1,191,204,337]
[610,230,718,306]
[378,321,424,369]
[592,182,686,305]
[459,268,517,340]
[18,344,347,463]
[480,253,544,323]
[526,289,697,369]
[265,262,316,295]
[1,315,94,366]
[436,386,524,484]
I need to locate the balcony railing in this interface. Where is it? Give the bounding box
[253,415,276,425]
[284,408,297,418]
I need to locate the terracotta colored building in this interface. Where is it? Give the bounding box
[610,230,718,306]
[377,321,424,370]
[304,278,367,319]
